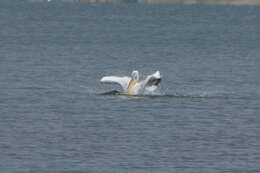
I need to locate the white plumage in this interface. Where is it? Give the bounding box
[100,70,161,95]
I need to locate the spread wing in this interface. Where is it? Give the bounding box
[141,71,161,88]
[100,76,131,91]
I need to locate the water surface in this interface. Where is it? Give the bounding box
[0,1,260,172]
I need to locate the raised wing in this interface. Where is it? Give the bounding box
[100,76,131,91]
[141,71,161,88]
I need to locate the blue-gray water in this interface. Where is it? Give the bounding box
[1,1,260,172]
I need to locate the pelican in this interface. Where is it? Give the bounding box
[100,70,161,95]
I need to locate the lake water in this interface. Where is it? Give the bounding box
[0,1,260,172]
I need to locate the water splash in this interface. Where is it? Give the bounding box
[98,88,249,100]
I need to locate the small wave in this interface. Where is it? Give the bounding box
[98,89,250,100]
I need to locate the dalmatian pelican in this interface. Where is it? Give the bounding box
[100,70,161,95]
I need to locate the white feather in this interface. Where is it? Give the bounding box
[100,71,161,95]
[100,76,131,91]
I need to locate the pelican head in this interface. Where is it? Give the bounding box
[131,70,139,81]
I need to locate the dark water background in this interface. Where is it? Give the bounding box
[0,1,260,172]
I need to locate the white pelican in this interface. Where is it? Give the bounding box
[100,70,161,95]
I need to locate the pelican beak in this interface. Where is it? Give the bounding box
[125,79,138,95]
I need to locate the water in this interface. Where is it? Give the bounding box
[0,1,260,172]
